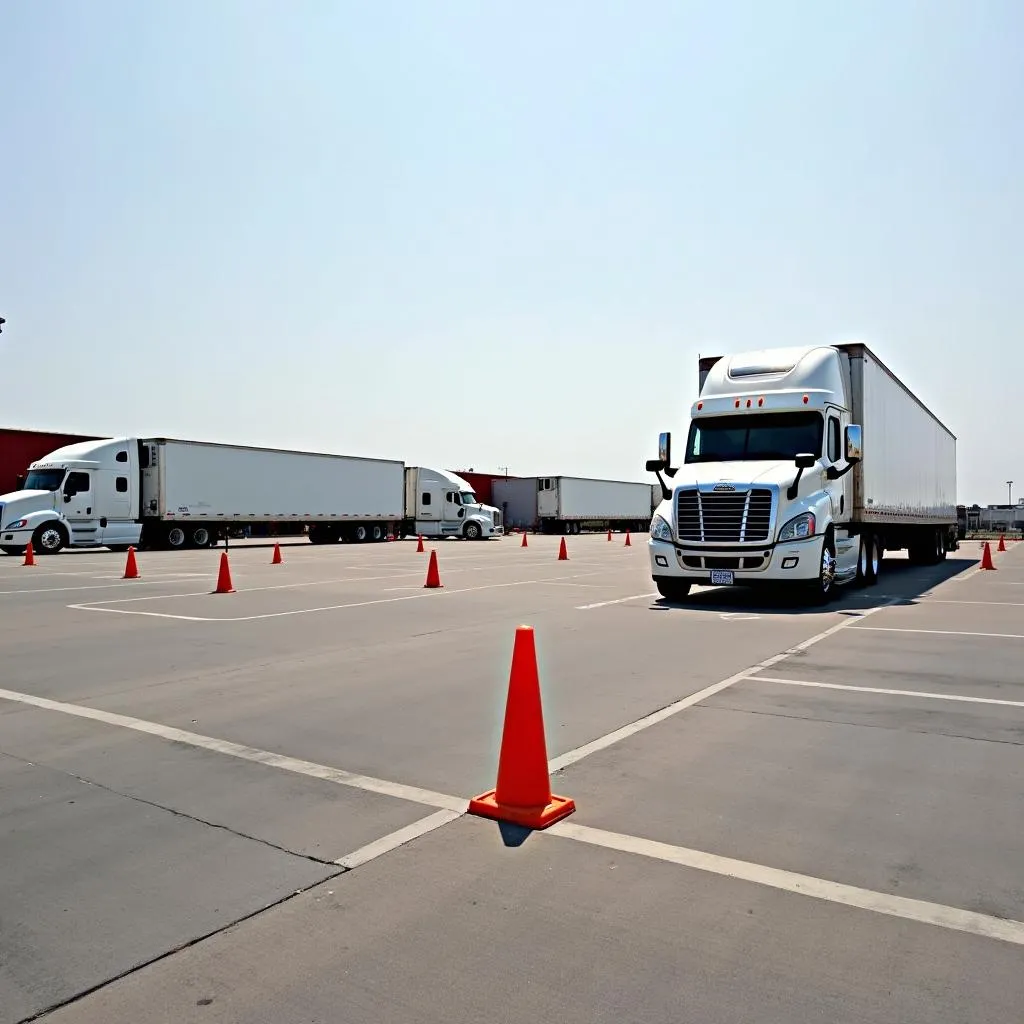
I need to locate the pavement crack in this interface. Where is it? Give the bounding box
[13,867,348,1024]
[0,748,339,866]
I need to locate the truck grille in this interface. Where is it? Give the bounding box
[677,488,773,543]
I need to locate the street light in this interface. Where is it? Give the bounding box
[1008,481,1014,508]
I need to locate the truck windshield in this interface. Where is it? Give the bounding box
[22,469,66,491]
[459,491,478,506]
[685,412,824,463]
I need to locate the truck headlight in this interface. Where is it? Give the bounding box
[650,514,673,542]
[778,512,816,542]
[4,519,28,530]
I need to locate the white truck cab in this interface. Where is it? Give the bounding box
[0,438,143,555]
[404,467,503,539]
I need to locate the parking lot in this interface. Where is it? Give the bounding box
[2,532,1023,1023]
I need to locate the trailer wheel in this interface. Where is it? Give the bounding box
[191,526,213,548]
[867,534,881,584]
[370,524,384,542]
[166,526,186,550]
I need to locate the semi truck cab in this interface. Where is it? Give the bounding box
[405,467,504,539]
[0,439,143,555]
[646,345,864,604]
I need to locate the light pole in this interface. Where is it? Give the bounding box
[1009,481,1014,508]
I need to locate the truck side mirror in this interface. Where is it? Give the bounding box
[658,431,671,466]
[795,453,817,469]
[844,424,863,462]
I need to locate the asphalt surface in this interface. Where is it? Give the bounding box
[1,532,1022,1023]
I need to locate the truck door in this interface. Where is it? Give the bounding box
[62,471,99,544]
[442,490,466,530]
[825,411,857,575]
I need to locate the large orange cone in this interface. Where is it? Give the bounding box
[213,551,235,593]
[521,531,528,548]
[424,549,443,588]
[607,529,612,541]
[468,626,576,830]
[558,537,568,561]
[271,542,282,564]
[416,535,425,553]
[980,542,996,570]
[123,546,139,579]
[23,542,35,566]
[998,535,1007,552]
[624,531,632,547]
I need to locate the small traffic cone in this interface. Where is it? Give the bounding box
[271,542,282,564]
[23,542,35,566]
[624,531,632,547]
[980,542,996,571]
[387,532,395,542]
[607,529,612,541]
[998,535,1006,552]
[468,626,576,830]
[213,551,235,593]
[558,537,568,561]
[424,549,443,588]
[521,531,528,548]
[123,546,139,579]
[416,535,425,553]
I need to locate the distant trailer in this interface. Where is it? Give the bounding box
[493,475,655,534]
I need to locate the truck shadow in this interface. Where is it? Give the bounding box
[651,554,978,616]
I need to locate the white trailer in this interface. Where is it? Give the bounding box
[0,437,503,555]
[493,475,654,534]
[647,342,958,604]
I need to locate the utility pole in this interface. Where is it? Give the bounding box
[1008,481,1014,508]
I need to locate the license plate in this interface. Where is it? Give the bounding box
[710,569,735,586]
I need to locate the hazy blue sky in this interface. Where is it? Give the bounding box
[2,1,1021,502]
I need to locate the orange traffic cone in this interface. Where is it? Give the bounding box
[998,535,1007,552]
[416,535,425,553]
[123,546,139,579]
[271,542,282,564]
[558,537,568,561]
[468,626,576,830]
[213,551,235,593]
[624,531,631,547]
[521,531,528,548]
[607,529,612,541]
[23,542,35,566]
[980,542,996,571]
[424,549,443,588]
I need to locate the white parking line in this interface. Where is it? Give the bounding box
[66,571,613,622]
[334,809,462,868]
[852,626,1024,640]
[744,675,1024,709]
[577,592,658,610]
[545,821,1024,948]
[549,599,897,772]
[0,685,464,812]
[919,599,1024,607]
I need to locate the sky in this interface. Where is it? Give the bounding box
[2,1,1022,504]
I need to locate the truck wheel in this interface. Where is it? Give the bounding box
[33,522,67,555]
[855,534,870,587]
[464,521,482,540]
[866,535,881,584]
[191,526,213,548]
[806,533,837,604]
[166,526,187,550]
[370,525,384,542]
[656,580,691,602]
[354,525,368,543]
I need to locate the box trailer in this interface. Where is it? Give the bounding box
[493,475,654,534]
[646,342,958,604]
[0,437,503,555]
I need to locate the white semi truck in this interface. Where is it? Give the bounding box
[0,437,502,555]
[493,475,654,534]
[646,342,958,604]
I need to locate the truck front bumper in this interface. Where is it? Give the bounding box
[1,525,34,549]
[648,534,825,586]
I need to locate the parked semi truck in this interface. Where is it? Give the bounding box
[0,437,502,555]
[645,342,958,604]
[493,475,654,534]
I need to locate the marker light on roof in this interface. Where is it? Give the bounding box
[697,402,703,410]
[746,399,752,407]
[758,397,764,407]
[803,395,810,404]
[735,400,740,408]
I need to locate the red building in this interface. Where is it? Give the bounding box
[449,470,516,507]
[0,428,100,495]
